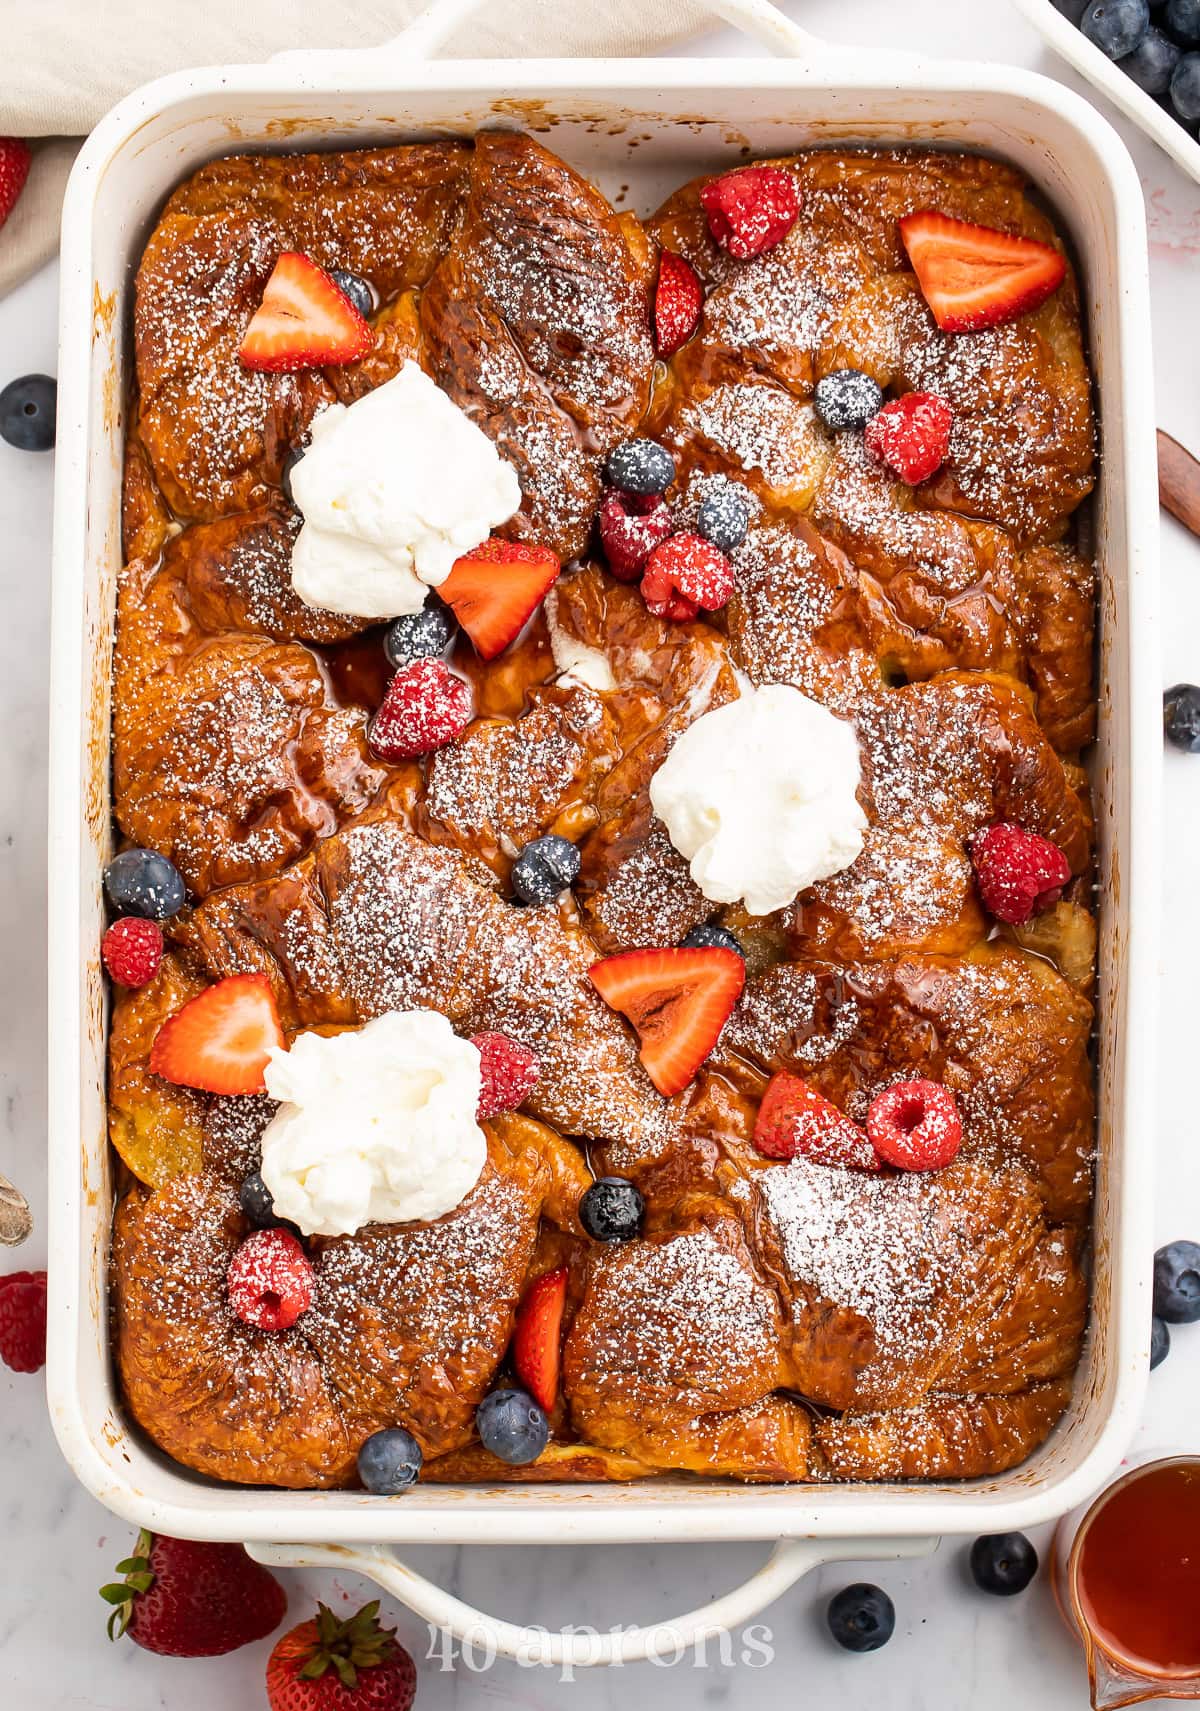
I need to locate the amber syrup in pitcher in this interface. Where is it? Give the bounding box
[1075,1460,1200,1680]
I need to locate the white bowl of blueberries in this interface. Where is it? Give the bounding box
[1014,0,1200,183]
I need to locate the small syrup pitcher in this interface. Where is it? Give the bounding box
[1052,1453,1200,1708]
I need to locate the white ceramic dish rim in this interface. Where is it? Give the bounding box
[45,0,1161,1662]
[1012,0,1200,188]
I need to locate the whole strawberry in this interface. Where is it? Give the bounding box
[267,1602,416,1711]
[0,139,31,230]
[100,1529,287,1655]
[0,1268,46,1372]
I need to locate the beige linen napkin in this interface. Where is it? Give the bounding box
[0,0,720,296]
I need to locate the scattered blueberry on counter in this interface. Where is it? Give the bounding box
[103,848,186,921]
[475,1388,550,1465]
[814,368,885,433]
[681,921,745,957]
[579,1176,645,1242]
[826,1583,895,1652]
[969,1532,1039,1596]
[0,374,56,452]
[1071,0,1200,131]
[1164,683,1200,750]
[1151,1313,1172,1368]
[1153,1239,1200,1322]
[328,268,378,320]
[357,1425,423,1493]
[603,438,676,497]
[511,833,581,905]
[384,605,456,667]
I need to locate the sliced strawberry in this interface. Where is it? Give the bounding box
[438,538,561,661]
[512,1266,568,1411]
[239,253,373,372]
[753,1072,879,1170]
[898,210,1066,334]
[654,250,704,356]
[149,973,285,1095]
[588,947,745,1097]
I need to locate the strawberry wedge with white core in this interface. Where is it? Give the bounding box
[898,210,1066,334]
[239,252,372,371]
[649,683,867,917]
[289,363,521,619]
[259,1011,487,1237]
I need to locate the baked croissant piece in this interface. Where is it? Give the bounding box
[113,1114,588,1486]
[179,818,675,1160]
[133,132,655,560]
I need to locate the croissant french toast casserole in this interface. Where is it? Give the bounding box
[103,129,1100,1492]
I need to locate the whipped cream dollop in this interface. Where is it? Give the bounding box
[259,1010,487,1237]
[648,683,867,917]
[289,362,521,619]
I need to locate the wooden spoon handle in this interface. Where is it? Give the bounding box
[1158,429,1200,538]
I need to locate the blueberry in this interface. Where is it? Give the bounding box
[1120,24,1182,86]
[104,848,186,921]
[826,1583,895,1652]
[1166,0,1200,43]
[328,268,377,320]
[239,1172,284,1230]
[0,374,56,452]
[1082,0,1151,55]
[696,481,750,552]
[475,1388,549,1465]
[681,922,745,957]
[281,445,304,507]
[1164,684,1200,750]
[1170,50,1200,117]
[1151,1313,1172,1369]
[384,606,456,667]
[969,1532,1039,1596]
[814,368,885,432]
[357,1426,423,1493]
[511,834,581,905]
[1153,1239,1200,1321]
[579,1177,644,1242]
[603,438,675,497]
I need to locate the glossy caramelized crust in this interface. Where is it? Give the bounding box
[112,136,1101,1491]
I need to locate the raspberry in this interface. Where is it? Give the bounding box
[368,656,472,761]
[654,250,704,356]
[0,1270,47,1372]
[863,392,953,484]
[867,1080,963,1172]
[598,490,674,581]
[753,1073,879,1170]
[699,166,801,259]
[101,916,164,988]
[226,1229,314,1331]
[641,532,734,623]
[471,1030,541,1119]
[971,822,1072,925]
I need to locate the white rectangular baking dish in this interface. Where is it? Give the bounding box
[45,0,1161,1664]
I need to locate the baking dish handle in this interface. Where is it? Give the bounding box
[246,1534,936,1666]
[389,0,833,61]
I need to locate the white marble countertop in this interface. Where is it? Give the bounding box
[2,1,1198,1705]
